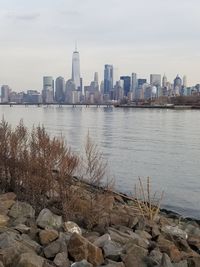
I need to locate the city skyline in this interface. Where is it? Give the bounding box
[0,0,200,90]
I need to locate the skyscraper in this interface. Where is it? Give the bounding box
[72,45,81,90]
[150,74,161,87]
[1,85,10,103]
[120,76,131,96]
[42,76,54,103]
[55,76,65,103]
[162,74,167,88]
[104,64,113,96]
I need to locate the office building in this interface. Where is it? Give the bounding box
[120,76,131,96]
[104,64,113,96]
[55,76,65,103]
[72,46,81,90]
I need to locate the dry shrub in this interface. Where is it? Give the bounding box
[0,119,79,216]
[78,133,115,229]
[134,177,164,221]
[0,119,115,228]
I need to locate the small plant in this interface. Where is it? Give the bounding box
[134,177,164,221]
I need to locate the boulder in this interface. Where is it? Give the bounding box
[103,240,123,261]
[161,226,188,240]
[0,193,16,202]
[149,249,163,265]
[103,260,125,267]
[63,221,82,235]
[68,233,104,266]
[39,229,59,245]
[159,253,173,267]
[53,252,70,267]
[187,257,200,267]
[107,228,132,245]
[16,252,44,267]
[93,234,111,248]
[14,224,30,234]
[173,260,188,267]
[9,201,35,220]
[0,215,9,227]
[37,209,62,229]
[0,261,4,267]
[44,240,61,258]
[20,234,42,254]
[157,237,182,263]
[71,260,93,267]
[122,254,148,267]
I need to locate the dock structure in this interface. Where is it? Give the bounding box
[0,103,114,108]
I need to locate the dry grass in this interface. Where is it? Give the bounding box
[134,177,164,221]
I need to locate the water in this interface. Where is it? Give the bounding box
[0,105,200,218]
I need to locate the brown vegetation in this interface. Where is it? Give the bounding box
[0,119,114,228]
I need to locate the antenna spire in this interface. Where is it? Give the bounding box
[75,41,77,52]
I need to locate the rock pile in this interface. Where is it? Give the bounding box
[0,191,200,267]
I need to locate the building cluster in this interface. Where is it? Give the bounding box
[1,48,200,104]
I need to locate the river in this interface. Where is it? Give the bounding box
[0,105,200,218]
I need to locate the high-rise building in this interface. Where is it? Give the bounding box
[162,74,167,88]
[131,73,138,91]
[1,85,10,103]
[174,75,182,87]
[42,76,54,103]
[104,64,113,96]
[150,74,161,87]
[94,72,99,84]
[183,75,187,87]
[72,46,81,90]
[55,76,65,103]
[120,76,131,96]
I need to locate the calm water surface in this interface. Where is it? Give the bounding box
[0,106,200,218]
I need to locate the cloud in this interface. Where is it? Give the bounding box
[6,12,40,21]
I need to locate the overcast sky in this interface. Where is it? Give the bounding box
[0,0,200,91]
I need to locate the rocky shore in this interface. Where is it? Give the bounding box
[0,189,200,267]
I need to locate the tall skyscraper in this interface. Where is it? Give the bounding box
[183,75,187,87]
[72,45,81,90]
[1,85,10,103]
[150,74,161,87]
[162,74,167,88]
[131,73,138,91]
[120,76,131,96]
[55,76,65,103]
[42,76,54,103]
[104,64,113,96]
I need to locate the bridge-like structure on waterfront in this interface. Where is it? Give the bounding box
[0,103,114,108]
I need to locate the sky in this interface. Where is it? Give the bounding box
[0,0,200,91]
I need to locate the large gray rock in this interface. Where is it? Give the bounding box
[93,234,111,248]
[44,240,61,258]
[16,252,44,267]
[159,253,173,267]
[173,260,188,267]
[149,249,163,265]
[162,226,188,240]
[103,240,123,261]
[9,201,35,220]
[103,260,125,267]
[71,260,93,267]
[54,252,70,267]
[37,209,62,229]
